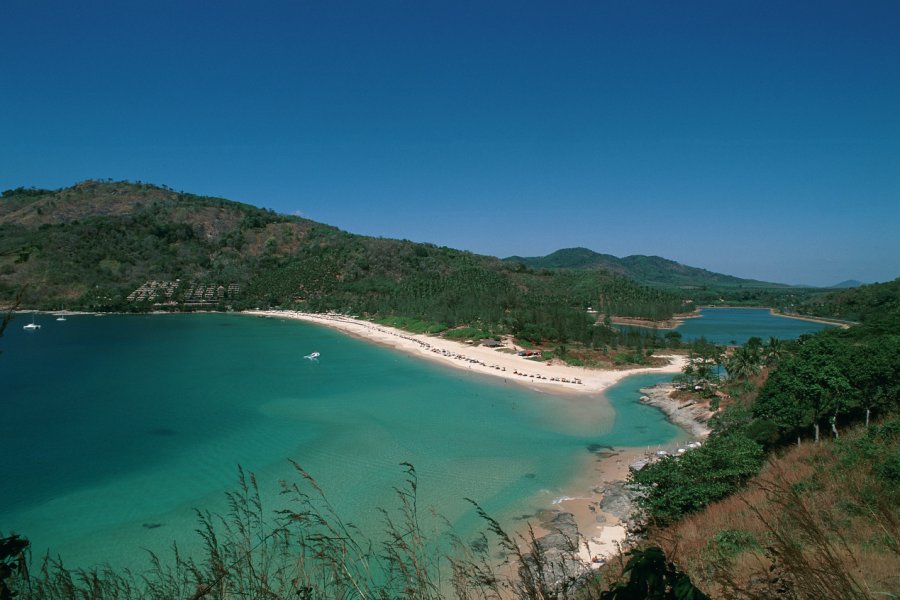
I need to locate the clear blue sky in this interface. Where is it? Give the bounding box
[2,1,898,286]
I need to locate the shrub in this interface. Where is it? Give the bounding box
[630,433,765,525]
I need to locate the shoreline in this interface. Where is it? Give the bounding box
[246,310,687,396]
[245,310,699,568]
[610,309,700,330]
[534,446,647,567]
[10,305,852,331]
[766,308,853,329]
[543,383,710,567]
[612,306,851,332]
[639,384,712,439]
[698,304,851,328]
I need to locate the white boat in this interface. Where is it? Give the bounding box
[304,351,320,360]
[56,315,67,322]
[23,315,41,330]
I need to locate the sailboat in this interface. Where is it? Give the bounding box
[23,314,41,330]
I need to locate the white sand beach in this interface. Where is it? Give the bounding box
[246,310,687,395]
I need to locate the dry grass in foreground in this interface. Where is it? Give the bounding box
[648,419,899,599]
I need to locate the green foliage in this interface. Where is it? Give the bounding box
[763,335,785,366]
[663,330,682,348]
[755,329,900,443]
[600,546,711,600]
[705,529,761,562]
[375,316,448,334]
[835,417,900,495]
[725,345,762,382]
[443,326,492,340]
[0,534,29,600]
[630,433,765,525]
[798,278,900,331]
[614,351,647,366]
[674,338,724,390]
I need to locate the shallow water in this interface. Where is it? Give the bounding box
[0,313,683,570]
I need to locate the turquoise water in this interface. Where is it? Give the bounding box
[0,313,683,570]
[625,307,835,345]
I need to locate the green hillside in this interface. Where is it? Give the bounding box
[797,278,900,332]
[1,181,688,348]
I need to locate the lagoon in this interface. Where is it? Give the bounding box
[627,307,836,345]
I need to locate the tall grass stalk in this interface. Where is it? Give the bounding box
[7,464,594,599]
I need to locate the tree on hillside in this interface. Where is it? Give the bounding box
[673,338,725,394]
[817,364,853,440]
[726,345,762,382]
[764,336,785,366]
[754,358,814,446]
[755,348,856,443]
[746,336,763,354]
[844,335,900,427]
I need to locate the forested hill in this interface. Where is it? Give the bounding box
[798,278,900,332]
[505,247,786,288]
[1,181,690,345]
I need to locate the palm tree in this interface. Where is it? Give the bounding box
[726,345,762,382]
[764,336,784,366]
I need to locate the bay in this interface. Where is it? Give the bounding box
[0,313,683,571]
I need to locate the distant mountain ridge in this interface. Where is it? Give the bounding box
[831,279,865,289]
[504,247,787,288]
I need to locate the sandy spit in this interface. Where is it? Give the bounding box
[245,310,687,396]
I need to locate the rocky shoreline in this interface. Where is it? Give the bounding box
[531,382,713,580]
[639,383,712,439]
